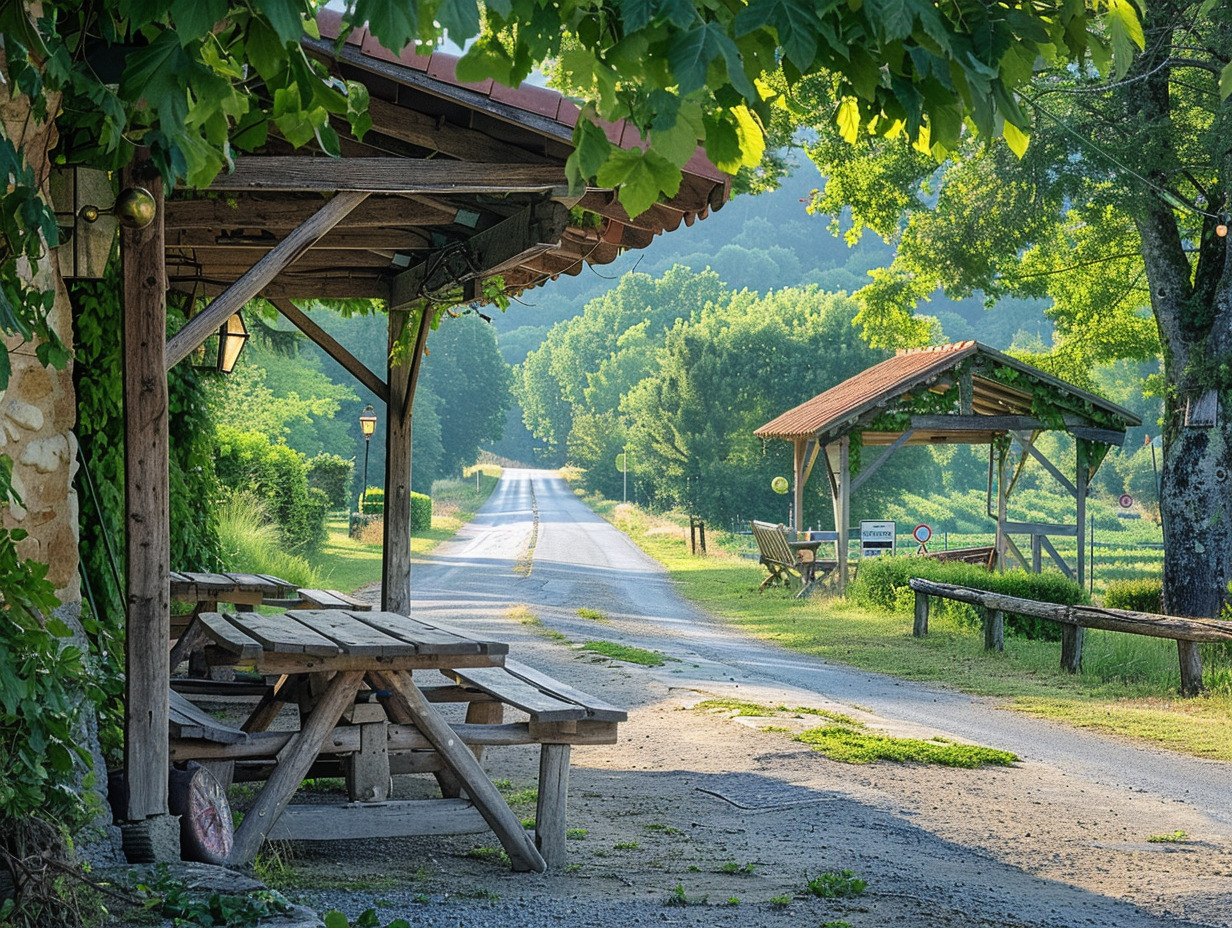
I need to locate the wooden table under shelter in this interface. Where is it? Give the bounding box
[176,608,553,871]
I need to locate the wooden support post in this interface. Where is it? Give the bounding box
[465,699,505,766]
[793,438,805,532]
[228,669,366,864]
[995,444,1007,572]
[1177,641,1203,696]
[381,309,413,613]
[913,592,929,637]
[122,153,173,831]
[1060,626,1084,673]
[1076,444,1088,591]
[346,721,391,802]
[837,436,850,595]
[535,743,571,869]
[1031,534,1042,574]
[984,610,1004,652]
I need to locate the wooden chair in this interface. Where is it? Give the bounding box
[750,520,828,597]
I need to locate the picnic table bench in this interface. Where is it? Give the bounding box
[749,520,837,597]
[169,610,624,869]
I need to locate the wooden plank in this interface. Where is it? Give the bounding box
[1013,433,1079,498]
[356,610,488,657]
[163,194,456,230]
[194,612,263,661]
[367,98,557,165]
[371,671,546,872]
[908,579,1232,643]
[346,721,391,803]
[177,571,236,591]
[448,667,588,723]
[168,691,248,744]
[165,191,369,370]
[228,669,365,864]
[123,152,171,824]
[270,299,388,404]
[267,798,490,841]
[227,612,341,657]
[290,610,415,658]
[1038,535,1075,580]
[849,429,915,495]
[536,744,571,869]
[207,157,567,193]
[501,660,627,723]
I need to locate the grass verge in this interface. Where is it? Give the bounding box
[595,501,1232,761]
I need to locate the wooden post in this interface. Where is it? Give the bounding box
[121,154,173,829]
[984,610,1004,652]
[1031,534,1042,574]
[1075,442,1088,591]
[995,443,1007,571]
[913,592,929,637]
[1060,626,1084,673]
[837,436,850,595]
[535,743,571,869]
[1177,641,1203,696]
[793,438,805,532]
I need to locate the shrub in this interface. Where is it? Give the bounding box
[361,486,384,515]
[1104,579,1163,613]
[849,555,1087,641]
[307,453,354,510]
[214,427,326,553]
[216,491,321,587]
[411,492,432,532]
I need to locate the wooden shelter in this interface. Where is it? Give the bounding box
[119,11,729,841]
[753,342,1141,594]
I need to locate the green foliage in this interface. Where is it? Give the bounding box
[805,870,867,899]
[361,487,385,516]
[1105,580,1164,614]
[321,911,411,928]
[214,427,326,553]
[307,454,355,510]
[138,866,293,927]
[411,492,433,533]
[580,641,672,665]
[848,557,1087,641]
[216,491,322,588]
[794,726,1018,767]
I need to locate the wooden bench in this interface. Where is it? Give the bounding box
[750,520,832,597]
[169,658,625,868]
[909,578,1232,696]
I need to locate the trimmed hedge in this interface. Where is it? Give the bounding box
[361,486,384,515]
[849,555,1088,641]
[1104,579,1163,614]
[411,491,432,532]
[307,453,354,510]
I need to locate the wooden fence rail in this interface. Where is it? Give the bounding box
[908,578,1232,697]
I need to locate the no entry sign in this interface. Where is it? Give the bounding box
[912,524,932,545]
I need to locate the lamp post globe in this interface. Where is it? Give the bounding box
[359,405,377,513]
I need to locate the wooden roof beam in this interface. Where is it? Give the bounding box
[389,200,569,311]
[164,195,457,231]
[366,97,556,165]
[206,157,567,194]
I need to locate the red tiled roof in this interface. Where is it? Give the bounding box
[315,10,727,185]
[755,342,979,440]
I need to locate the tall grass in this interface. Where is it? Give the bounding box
[216,490,322,587]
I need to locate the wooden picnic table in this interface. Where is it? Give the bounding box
[181,608,549,871]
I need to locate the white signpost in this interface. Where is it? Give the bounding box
[860,520,896,558]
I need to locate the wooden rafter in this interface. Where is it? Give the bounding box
[206,157,567,194]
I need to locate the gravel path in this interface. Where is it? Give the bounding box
[282,469,1232,928]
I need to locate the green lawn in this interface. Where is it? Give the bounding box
[590,499,1232,761]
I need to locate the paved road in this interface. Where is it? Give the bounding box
[414,469,1231,823]
[381,467,1232,927]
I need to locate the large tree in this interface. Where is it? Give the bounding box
[800,1,1231,618]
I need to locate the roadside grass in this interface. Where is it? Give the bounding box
[594,501,1232,761]
[306,469,501,592]
[581,640,674,666]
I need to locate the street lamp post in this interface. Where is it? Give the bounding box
[359,405,377,514]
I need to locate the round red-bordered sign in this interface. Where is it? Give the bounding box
[1119,494,1134,508]
[912,524,932,544]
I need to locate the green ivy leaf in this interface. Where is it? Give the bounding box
[733,0,820,70]
[1222,58,1232,101]
[436,0,482,42]
[168,0,228,44]
[596,146,681,218]
[352,0,418,53]
[670,22,755,100]
[322,911,350,928]
[253,0,308,46]
[1104,0,1144,78]
[457,35,515,85]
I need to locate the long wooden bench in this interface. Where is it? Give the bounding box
[169,659,625,867]
[922,545,996,569]
[909,578,1232,696]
